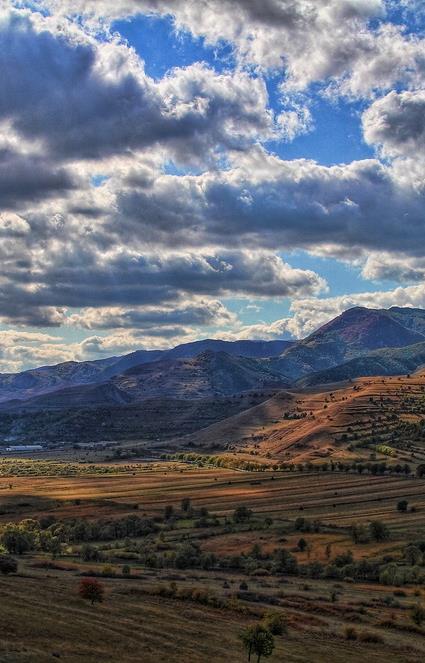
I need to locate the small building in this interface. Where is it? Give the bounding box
[4,444,44,452]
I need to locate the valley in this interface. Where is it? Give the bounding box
[2,306,425,662]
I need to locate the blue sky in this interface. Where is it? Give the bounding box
[111,10,398,327]
[0,1,424,370]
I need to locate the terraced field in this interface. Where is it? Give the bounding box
[1,461,425,661]
[0,466,423,521]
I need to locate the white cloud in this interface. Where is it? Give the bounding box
[363,90,425,159]
[41,0,425,98]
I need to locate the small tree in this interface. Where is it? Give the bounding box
[411,604,425,627]
[78,578,104,606]
[297,538,307,552]
[241,624,275,662]
[0,555,17,575]
[397,500,408,513]
[181,497,192,513]
[261,611,287,635]
[234,506,253,523]
[369,520,390,542]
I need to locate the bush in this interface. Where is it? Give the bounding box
[261,611,287,635]
[78,578,104,605]
[344,626,358,641]
[0,555,17,575]
[358,631,383,643]
[101,565,116,577]
[410,603,425,627]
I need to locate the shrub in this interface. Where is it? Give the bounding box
[344,626,358,641]
[358,631,383,643]
[261,611,287,635]
[0,555,17,575]
[78,578,104,605]
[410,604,425,627]
[233,506,253,523]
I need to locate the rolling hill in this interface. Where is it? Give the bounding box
[298,340,425,387]
[7,350,288,410]
[0,339,293,404]
[272,306,425,380]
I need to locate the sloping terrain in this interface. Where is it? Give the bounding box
[4,350,288,411]
[272,306,425,380]
[172,371,425,466]
[111,350,288,401]
[0,339,293,404]
[0,392,277,444]
[298,341,425,387]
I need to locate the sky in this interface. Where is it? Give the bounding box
[0,0,425,372]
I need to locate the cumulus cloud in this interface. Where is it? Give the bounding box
[362,252,425,283]
[110,148,425,255]
[0,247,326,327]
[0,2,423,371]
[68,299,236,330]
[227,283,425,341]
[363,90,425,159]
[43,0,425,97]
[0,11,274,166]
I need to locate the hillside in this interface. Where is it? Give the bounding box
[299,341,425,387]
[272,306,425,380]
[171,371,425,467]
[0,339,293,404]
[0,391,275,444]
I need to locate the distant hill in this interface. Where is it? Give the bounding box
[0,339,293,404]
[2,305,425,425]
[0,357,118,404]
[272,306,425,380]
[11,350,288,410]
[298,340,425,387]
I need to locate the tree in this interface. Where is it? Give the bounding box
[233,506,253,523]
[369,520,390,542]
[0,555,17,575]
[241,624,275,662]
[0,524,35,555]
[297,537,307,552]
[405,545,423,566]
[261,611,287,635]
[410,603,425,627]
[397,500,408,513]
[78,578,104,606]
[181,497,192,513]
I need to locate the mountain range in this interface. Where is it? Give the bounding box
[2,306,425,444]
